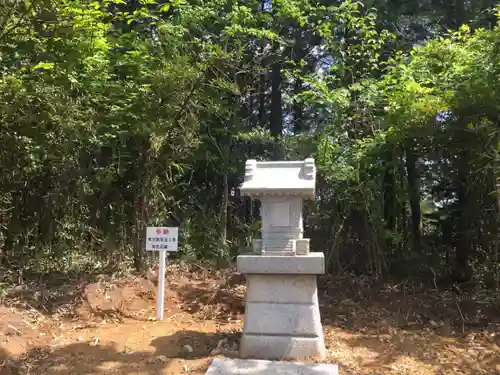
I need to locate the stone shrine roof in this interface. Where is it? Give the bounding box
[240,158,316,199]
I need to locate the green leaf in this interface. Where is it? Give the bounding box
[159,4,170,12]
[32,62,55,71]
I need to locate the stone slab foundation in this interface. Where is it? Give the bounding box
[205,358,338,375]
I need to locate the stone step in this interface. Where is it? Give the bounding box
[205,358,338,375]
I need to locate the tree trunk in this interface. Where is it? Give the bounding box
[258,71,266,128]
[293,78,304,134]
[398,150,408,246]
[455,160,471,282]
[220,141,230,248]
[270,56,283,159]
[258,0,267,128]
[293,29,305,134]
[383,150,396,233]
[405,143,421,251]
[453,0,465,28]
[133,141,150,272]
[133,196,145,271]
[453,123,473,283]
[270,61,283,138]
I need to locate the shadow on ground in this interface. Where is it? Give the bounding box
[0,330,240,375]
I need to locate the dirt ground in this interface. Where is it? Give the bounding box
[1,264,500,375]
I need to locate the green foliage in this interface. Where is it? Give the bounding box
[1,0,500,286]
[311,6,500,280]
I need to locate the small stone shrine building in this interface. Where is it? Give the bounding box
[237,158,326,360]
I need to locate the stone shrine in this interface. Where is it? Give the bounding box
[237,158,326,360]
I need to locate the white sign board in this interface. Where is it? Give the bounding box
[145,226,179,321]
[146,227,178,252]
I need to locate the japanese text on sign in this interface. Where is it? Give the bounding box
[145,227,178,252]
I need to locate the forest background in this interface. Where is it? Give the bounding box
[1,0,500,288]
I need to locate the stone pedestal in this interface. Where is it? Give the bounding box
[237,253,326,360]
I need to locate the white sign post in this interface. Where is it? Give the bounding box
[146,227,179,320]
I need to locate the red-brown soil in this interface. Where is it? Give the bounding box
[1,264,499,374]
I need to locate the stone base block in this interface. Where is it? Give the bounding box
[239,334,326,361]
[205,358,338,375]
[245,274,318,304]
[244,302,322,335]
[237,253,324,274]
[239,272,326,361]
